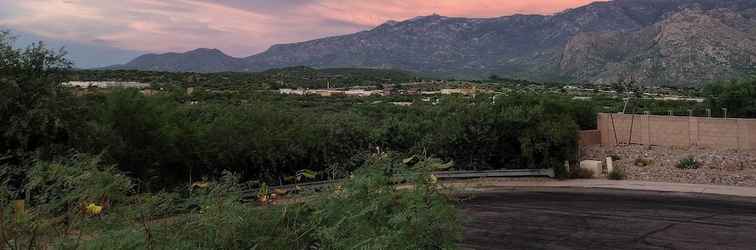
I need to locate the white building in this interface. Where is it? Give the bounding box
[279,88,308,95]
[63,81,150,89]
[344,89,378,97]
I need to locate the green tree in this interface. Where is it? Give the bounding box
[704,79,756,118]
[0,31,82,194]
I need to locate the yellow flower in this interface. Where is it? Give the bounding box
[86,203,103,215]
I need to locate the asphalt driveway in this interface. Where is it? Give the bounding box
[461,188,756,249]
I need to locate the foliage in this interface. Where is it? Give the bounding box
[70,156,460,249]
[310,156,460,249]
[1,209,56,250]
[1,154,132,250]
[25,154,133,217]
[677,156,700,170]
[68,66,418,90]
[569,168,595,179]
[703,78,756,118]
[0,31,81,171]
[50,89,582,187]
[608,168,626,180]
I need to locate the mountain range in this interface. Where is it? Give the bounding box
[107,0,756,86]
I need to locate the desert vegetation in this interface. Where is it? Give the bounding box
[0,31,579,249]
[3,30,756,248]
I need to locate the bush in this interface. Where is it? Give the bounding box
[610,155,622,161]
[1,209,58,250]
[311,156,460,249]
[74,156,461,249]
[25,154,133,217]
[634,158,653,167]
[569,168,595,179]
[677,157,700,170]
[608,168,626,180]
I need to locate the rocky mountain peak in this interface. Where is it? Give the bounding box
[109,0,756,86]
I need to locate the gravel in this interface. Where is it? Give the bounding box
[582,145,756,187]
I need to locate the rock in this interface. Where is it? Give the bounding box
[582,144,756,187]
[580,160,604,178]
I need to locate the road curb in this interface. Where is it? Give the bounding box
[449,179,756,199]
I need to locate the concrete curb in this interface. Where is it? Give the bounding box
[448,179,756,199]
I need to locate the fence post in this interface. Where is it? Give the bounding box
[14,200,25,222]
[688,110,693,147]
[645,111,651,146]
[606,157,614,174]
[697,115,701,146]
[736,119,740,150]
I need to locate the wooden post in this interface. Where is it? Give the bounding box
[14,200,25,222]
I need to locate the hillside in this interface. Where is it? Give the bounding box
[109,0,756,86]
[70,66,417,89]
[107,48,245,72]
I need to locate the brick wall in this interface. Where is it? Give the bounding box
[597,113,756,150]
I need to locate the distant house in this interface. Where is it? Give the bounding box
[279,88,308,95]
[315,90,346,97]
[390,102,413,106]
[140,89,158,96]
[344,89,378,97]
[62,81,151,89]
[654,96,705,103]
[572,96,592,101]
[440,88,479,96]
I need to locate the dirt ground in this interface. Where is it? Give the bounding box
[582,144,756,187]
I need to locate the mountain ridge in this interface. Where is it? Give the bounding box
[108,0,756,86]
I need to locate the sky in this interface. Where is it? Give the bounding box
[0,0,597,68]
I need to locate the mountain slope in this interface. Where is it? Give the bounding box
[111,0,756,86]
[107,48,245,73]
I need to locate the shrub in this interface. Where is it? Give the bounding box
[310,156,460,249]
[1,209,58,250]
[569,168,595,179]
[74,156,461,249]
[608,168,626,180]
[25,154,133,217]
[634,158,653,167]
[677,157,700,170]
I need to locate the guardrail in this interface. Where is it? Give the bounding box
[240,168,554,201]
[433,169,555,179]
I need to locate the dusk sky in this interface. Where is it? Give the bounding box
[0,0,598,67]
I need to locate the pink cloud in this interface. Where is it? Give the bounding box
[0,0,600,56]
[311,0,598,26]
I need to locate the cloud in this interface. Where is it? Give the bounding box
[0,0,597,57]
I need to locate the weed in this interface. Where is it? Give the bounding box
[634,158,653,167]
[569,168,595,179]
[677,156,700,170]
[608,168,626,180]
[609,155,622,161]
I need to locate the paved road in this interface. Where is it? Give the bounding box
[461,188,756,249]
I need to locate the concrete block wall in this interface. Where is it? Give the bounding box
[578,130,602,146]
[597,113,756,150]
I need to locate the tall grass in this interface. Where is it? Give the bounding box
[3,154,461,249]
